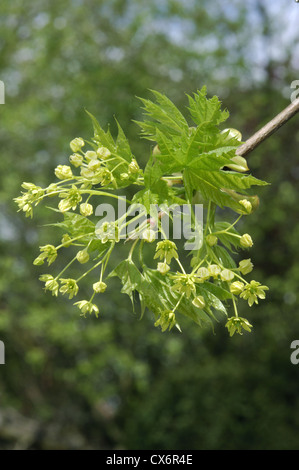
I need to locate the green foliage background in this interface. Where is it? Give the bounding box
[1,0,299,449]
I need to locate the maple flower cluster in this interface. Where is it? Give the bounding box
[14,88,269,336]
[152,228,268,336]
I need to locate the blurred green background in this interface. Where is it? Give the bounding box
[1,0,299,450]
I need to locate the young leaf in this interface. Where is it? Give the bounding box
[108,259,144,307]
[136,89,189,140]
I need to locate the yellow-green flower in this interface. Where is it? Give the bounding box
[154,240,178,264]
[171,273,199,298]
[58,186,82,212]
[240,280,269,306]
[98,168,113,186]
[154,310,176,332]
[225,317,253,336]
[96,221,119,243]
[39,274,59,297]
[74,300,99,317]
[34,244,57,266]
[59,278,79,299]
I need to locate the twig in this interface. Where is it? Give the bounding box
[236,97,299,157]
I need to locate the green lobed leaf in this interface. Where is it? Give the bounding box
[187,86,229,127]
[108,259,144,307]
[136,89,189,141]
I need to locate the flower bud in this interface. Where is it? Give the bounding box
[230,281,245,295]
[192,295,206,309]
[239,259,253,275]
[21,182,37,190]
[226,156,249,172]
[76,249,89,264]
[23,204,33,218]
[208,264,221,278]
[70,137,84,153]
[239,199,252,214]
[93,281,107,293]
[88,159,101,172]
[152,145,161,155]
[84,150,97,162]
[128,159,139,174]
[55,165,73,180]
[240,234,253,248]
[157,262,170,275]
[188,127,196,136]
[58,199,72,213]
[80,202,93,216]
[220,269,234,282]
[33,254,46,265]
[196,267,210,280]
[206,234,218,246]
[61,234,72,247]
[168,311,175,320]
[80,167,95,179]
[97,147,111,159]
[221,128,242,141]
[69,153,83,167]
[142,228,156,243]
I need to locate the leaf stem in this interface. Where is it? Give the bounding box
[54,255,77,281]
[128,238,139,261]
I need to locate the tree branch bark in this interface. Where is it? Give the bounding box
[236,97,299,157]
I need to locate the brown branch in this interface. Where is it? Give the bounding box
[236,97,299,157]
